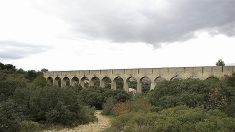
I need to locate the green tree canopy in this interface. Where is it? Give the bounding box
[216,59,225,66]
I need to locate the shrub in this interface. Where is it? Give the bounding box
[150,79,229,110]
[0,99,24,132]
[112,102,130,116]
[106,106,235,132]
[110,96,152,115]
[28,86,96,126]
[19,120,42,132]
[32,75,47,88]
[102,97,116,115]
[79,87,130,110]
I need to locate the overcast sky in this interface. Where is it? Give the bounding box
[0,0,235,71]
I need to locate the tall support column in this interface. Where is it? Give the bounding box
[137,78,142,94]
[80,81,85,88]
[111,80,116,90]
[123,78,129,92]
[101,80,105,88]
[61,80,65,88]
[53,78,56,86]
[150,82,156,90]
[69,79,72,87]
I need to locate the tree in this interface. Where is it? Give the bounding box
[41,68,48,72]
[25,70,38,81]
[32,76,47,88]
[216,59,225,66]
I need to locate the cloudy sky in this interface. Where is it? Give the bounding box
[0,0,235,71]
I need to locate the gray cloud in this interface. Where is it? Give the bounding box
[0,41,49,60]
[56,0,235,46]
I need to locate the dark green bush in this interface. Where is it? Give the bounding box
[150,79,228,110]
[0,99,24,132]
[79,87,129,110]
[28,86,96,126]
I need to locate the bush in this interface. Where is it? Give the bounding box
[106,106,235,132]
[0,80,25,102]
[102,97,116,115]
[150,79,228,110]
[28,86,96,126]
[19,120,42,132]
[107,96,152,116]
[32,75,47,88]
[79,87,130,110]
[0,99,24,132]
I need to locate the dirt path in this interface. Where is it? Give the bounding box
[53,111,111,132]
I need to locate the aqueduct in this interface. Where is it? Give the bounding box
[43,66,235,93]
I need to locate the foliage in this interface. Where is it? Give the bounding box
[106,106,235,132]
[0,99,24,132]
[32,75,47,88]
[19,120,42,132]
[0,62,97,131]
[103,96,152,116]
[29,86,96,126]
[0,80,26,102]
[79,87,129,110]
[216,59,225,66]
[25,70,40,82]
[150,79,229,110]
[0,62,16,71]
[102,97,117,115]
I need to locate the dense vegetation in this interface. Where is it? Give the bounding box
[104,75,235,132]
[1,61,235,131]
[0,62,129,131]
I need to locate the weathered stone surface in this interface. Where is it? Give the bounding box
[44,66,235,93]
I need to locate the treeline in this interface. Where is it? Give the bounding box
[0,62,46,82]
[0,62,130,131]
[103,75,235,131]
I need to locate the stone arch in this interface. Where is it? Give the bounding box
[71,77,79,87]
[151,76,166,89]
[139,76,151,93]
[101,77,112,89]
[54,77,61,87]
[90,77,100,87]
[154,76,166,83]
[47,77,53,86]
[62,77,70,87]
[113,76,124,90]
[81,77,89,88]
[170,75,181,81]
[206,76,219,81]
[126,76,137,93]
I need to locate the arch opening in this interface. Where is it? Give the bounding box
[140,76,151,93]
[54,77,61,87]
[47,77,53,86]
[126,77,137,93]
[71,77,79,87]
[90,77,100,87]
[81,77,89,88]
[62,77,70,87]
[113,76,124,90]
[101,77,111,89]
